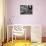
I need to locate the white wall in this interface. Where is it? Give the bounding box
[7,0,46,37]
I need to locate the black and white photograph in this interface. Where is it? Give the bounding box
[20,5,33,14]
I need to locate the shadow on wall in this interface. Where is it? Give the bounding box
[42,26,46,42]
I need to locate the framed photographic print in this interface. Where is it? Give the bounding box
[20,5,33,15]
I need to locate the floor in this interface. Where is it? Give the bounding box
[3,40,46,46]
[3,40,31,46]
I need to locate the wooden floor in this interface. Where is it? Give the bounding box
[3,40,46,46]
[3,40,31,46]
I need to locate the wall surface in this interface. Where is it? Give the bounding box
[6,0,46,37]
[0,0,4,42]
